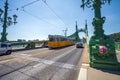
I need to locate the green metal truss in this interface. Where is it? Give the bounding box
[67,21,88,42]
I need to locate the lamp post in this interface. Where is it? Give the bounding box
[81,0,119,70]
[81,0,111,38]
[0,0,17,42]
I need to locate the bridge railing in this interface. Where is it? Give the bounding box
[115,42,120,51]
[11,40,48,50]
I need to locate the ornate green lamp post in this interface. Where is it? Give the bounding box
[81,0,119,70]
[0,0,17,42]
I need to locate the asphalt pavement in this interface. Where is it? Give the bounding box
[0,45,83,80]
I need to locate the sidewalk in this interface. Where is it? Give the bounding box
[78,44,120,80]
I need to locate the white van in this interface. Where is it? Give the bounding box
[0,43,12,55]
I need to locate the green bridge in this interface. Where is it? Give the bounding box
[0,0,120,71]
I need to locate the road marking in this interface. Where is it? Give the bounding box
[78,68,87,80]
[11,48,78,70]
[33,63,42,67]
[39,59,78,70]
[0,59,11,63]
[82,63,89,67]
[50,49,83,80]
[52,48,76,60]
[20,54,31,57]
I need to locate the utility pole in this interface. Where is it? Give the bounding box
[62,28,68,38]
[0,0,17,42]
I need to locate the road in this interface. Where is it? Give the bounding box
[0,45,83,80]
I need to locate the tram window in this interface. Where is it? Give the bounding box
[49,38,54,41]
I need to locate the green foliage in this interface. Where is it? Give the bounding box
[109,32,120,42]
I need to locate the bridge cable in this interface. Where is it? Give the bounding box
[22,9,61,28]
[21,0,40,8]
[41,0,68,28]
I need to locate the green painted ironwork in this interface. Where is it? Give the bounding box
[0,0,17,42]
[1,0,8,42]
[81,0,120,70]
[68,21,89,42]
[11,40,48,50]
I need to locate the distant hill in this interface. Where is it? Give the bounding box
[108,32,120,42]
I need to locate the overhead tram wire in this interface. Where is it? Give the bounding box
[21,0,68,28]
[21,0,40,8]
[3,0,68,29]
[19,9,62,28]
[0,0,61,28]
[22,9,61,28]
[41,0,68,28]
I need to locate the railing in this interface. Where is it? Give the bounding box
[115,42,120,51]
[11,40,48,50]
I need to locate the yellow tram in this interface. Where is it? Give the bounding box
[47,35,75,48]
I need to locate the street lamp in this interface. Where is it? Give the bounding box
[13,14,17,24]
[0,0,17,42]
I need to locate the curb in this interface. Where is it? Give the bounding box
[78,44,89,80]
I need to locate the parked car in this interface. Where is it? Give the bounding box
[0,43,12,55]
[76,42,84,48]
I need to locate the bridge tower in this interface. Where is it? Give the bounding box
[67,21,88,42]
[75,21,81,42]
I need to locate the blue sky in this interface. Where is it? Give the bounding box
[0,0,120,41]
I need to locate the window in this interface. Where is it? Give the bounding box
[1,44,7,48]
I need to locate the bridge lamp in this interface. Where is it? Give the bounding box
[13,14,17,24]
